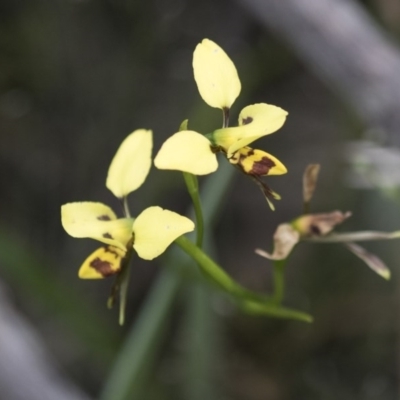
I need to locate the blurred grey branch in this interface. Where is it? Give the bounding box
[0,282,91,400]
[238,0,400,146]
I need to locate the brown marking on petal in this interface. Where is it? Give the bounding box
[247,149,255,157]
[230,156,280,210]
[103,233,113,239]
[250,157,276,176]
[241,116,253,125]
[106,247,123,258]
[310,224,321,235]
[295,211,352,237]
[90,258,118,277]
[97,215,111,221]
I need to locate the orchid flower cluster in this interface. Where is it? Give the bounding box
[61,39,398,325]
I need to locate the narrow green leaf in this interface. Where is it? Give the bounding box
[183,172,203,248]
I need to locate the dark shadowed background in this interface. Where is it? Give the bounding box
[1,0,400,399]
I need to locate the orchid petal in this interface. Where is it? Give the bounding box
[306,230,400,243]
[106,129,152,198]
[154,131,218,175]
[193,39,241,109]
[229,146,287,176]
[133,206,194,260]
[213,103,288,155]
[345,242,391,280]
[303,164,321,206]
[61,202,133,250]
[256,224,300,261]
[78,245,126,279]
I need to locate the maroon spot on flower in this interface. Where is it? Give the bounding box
[250,157,275,176]
[103,233,113,239]
[105,246,123,258]
[310,224,321,235]
[247,149,255,157]
[241,116,253,125]
[98,215,111,221]
[90,257,118,277]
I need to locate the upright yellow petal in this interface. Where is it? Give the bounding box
[133,206,194,260]
[154,130,218,175]
[229,147,287,176]
[193,39,241,109]
[106,129,153,198]
[61,202,133,250]
[213,103,288,156]
[79,245,126,279]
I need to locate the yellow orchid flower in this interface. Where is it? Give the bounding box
[212,103,288,157]
[62,203,194,278]
[61,129,195,279]
[154,104,288,206]
[154,39,288,208]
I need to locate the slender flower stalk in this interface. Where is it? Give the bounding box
[183,172,204,248]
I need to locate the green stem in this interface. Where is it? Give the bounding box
[181,163,234,400]
[175,235,266,301]
[183,172,204,248]
[100,267,181,400]
[106,251,133,325]
[239,298,313,322]
[118,265,131,326]
[175,235,312,322]
[100,163,236,400]
[272,259,286,305]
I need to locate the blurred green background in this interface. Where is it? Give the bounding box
[1,0,400,399]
